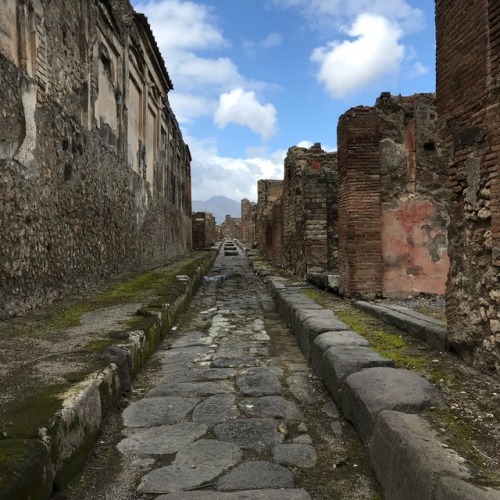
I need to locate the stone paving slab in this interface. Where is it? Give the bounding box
[156,489,312,499]
[217,461,294,491]
[239,396,303,420]
[146,381,234,398]
[341,367,447,443]
[192,394,239,426]
[122,396,200,427]
[285,374,315,404]
[164,367,236,384]
[236,369,282,396]
[117,422,208,456]
[273,443,317,468]
[138,440,242,494]
[214,418,285,452]
[370,411,472,500]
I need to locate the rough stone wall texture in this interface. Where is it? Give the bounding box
[338,94,449,299]
[0,0,192,319]
[239,199,256,245]
[256,180,284,265]
[376,93,450,297]
[282,144,338,278]
[338,108,382,297]
[436,0,500,377]
[192,212,216,249]
[221,216,240,239]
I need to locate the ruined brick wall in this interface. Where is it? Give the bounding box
[222,216,239,239]
[240,198,257,245]
[0,0,192,318]
[338,108,382,297]
[192,212,216,248]
[256,180,284,264]
[376,93,450,297]
[436,0,500,376]
[283,144,338,278]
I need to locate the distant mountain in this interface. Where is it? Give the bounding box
[192,195,241,224]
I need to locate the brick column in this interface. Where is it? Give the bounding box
[338,107,382,297]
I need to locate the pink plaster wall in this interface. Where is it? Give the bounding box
[381,199,449,297]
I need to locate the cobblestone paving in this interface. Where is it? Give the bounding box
[56,243,382,499]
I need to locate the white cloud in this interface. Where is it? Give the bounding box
[168,93,214,123]
[270,0,424,33]
[262,33,283,48]
[214,88,277,140]
[296,140,337,152]
[134,0,226,52]
[187,135,285,202]
[243,33,283,56]
[411,61,429,76]
[311,13,405,98]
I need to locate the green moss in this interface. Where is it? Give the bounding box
[427,409,500,487]
[81,339,113,352]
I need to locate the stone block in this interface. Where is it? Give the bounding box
[310,331,369,379]
[434,477,500,500]
[321,346,393,404]
[294,309,349,358]
[341,367,446,443]
[370,411,471,500]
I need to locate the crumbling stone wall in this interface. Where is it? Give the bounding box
[377,93,449,297]
[256,180,284,265]
[0,0,192,318]
[436,0,500,377]
[283,144,338,278]
[192,212,216,249]
[221,215,240,239]
[240,198,257,246]
[338,94,449,298]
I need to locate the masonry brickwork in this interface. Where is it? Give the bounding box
[221,215,240,239]
[192,212,216,249]
[239,198,257,247]
[256,180,284,265]
[0,0,192,319]
[338,94,449,299]
[436,0,500,377]
[338,108,382,297]
[283,144,338,278]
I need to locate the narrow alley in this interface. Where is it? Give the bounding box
[56,242,381,499]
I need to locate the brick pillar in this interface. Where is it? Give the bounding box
[436,0,500,376]
[338,106,382,297]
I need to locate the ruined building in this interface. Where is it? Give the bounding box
[191,212,216,249]
[283,144,338,278]
[221,215,240,239]
[338,93,449,298]
[239,198,257,247]
[0,0,192,318]
[255,180,284,265]
[436,0,500,377]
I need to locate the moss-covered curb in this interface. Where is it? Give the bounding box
[0,248,218,499]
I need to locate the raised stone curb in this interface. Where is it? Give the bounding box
[341,367,446,443]
[0,249,218,499]
[355,300,448,351]
[247,257,500,500]
[370,411,472,500]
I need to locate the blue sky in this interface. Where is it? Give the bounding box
[132,0,436,202]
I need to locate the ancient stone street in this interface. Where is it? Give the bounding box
[60,243,381,499]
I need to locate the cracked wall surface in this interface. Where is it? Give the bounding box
[0,0,192,318]
[338,93,449,299]
[437,0,500,378]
